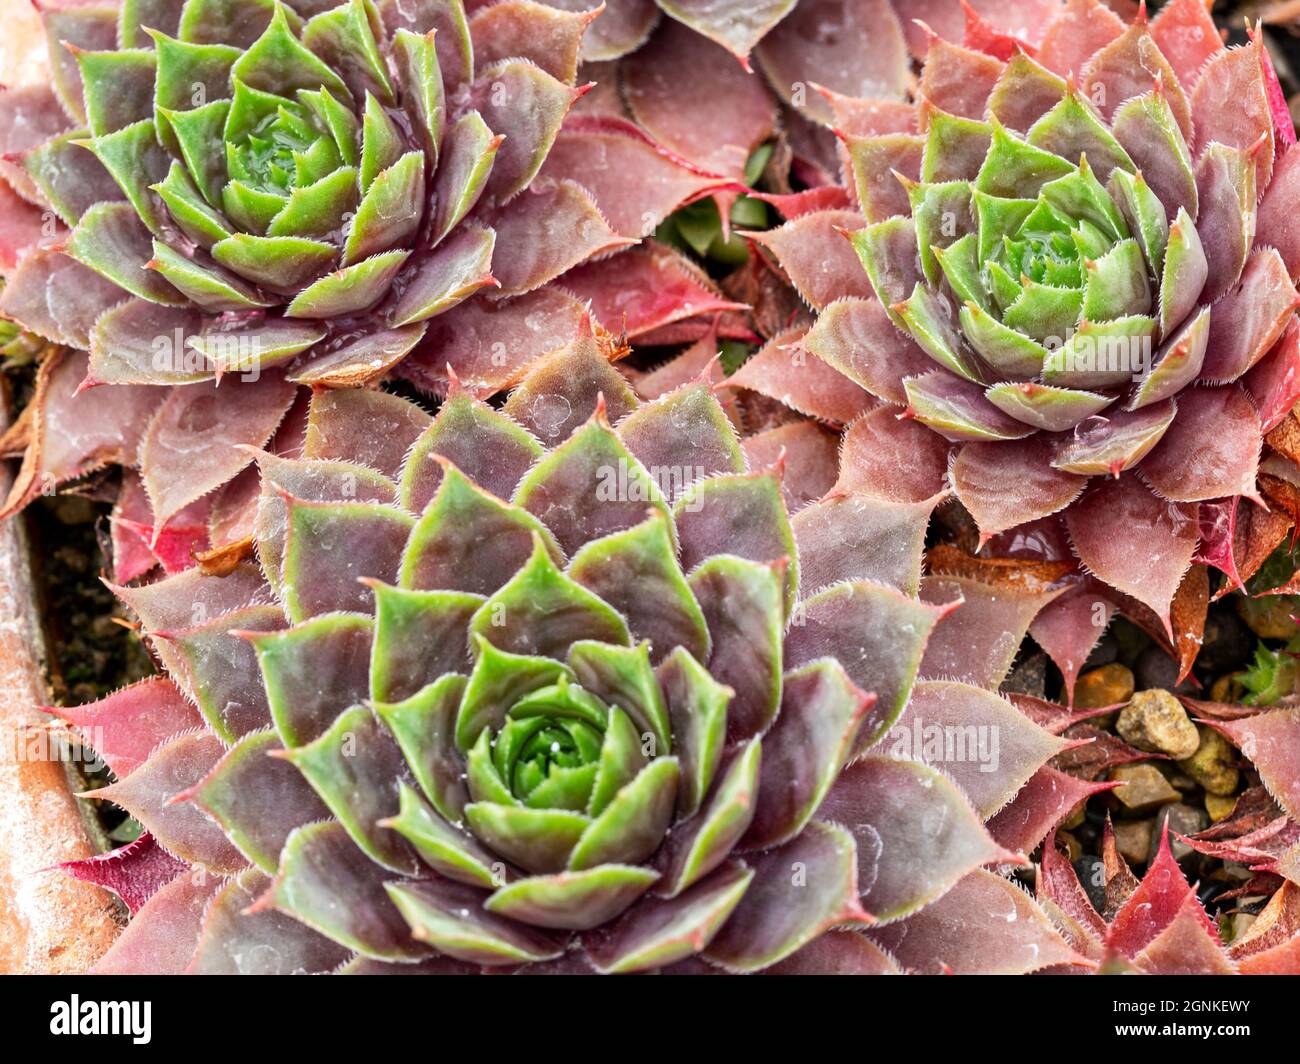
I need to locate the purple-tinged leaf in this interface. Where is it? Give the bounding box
[836,405,951,504]
[785,580,948,745]
[1202,248,1300,383]
[704,821,872,972]
[623,17,775,176]
[880,680,1066,816]
[920,574,1062,691]
[91,871,221,975]
[141,373,298,527]
[754,0,908,109]
[559,240,746,338]
[951,438,1086,542]
[821,755,1020,921]
[585,861,753,974]
[50,676,201,780]
[1066,474,1198,638]
[1050,401,1177,477]
[189,868,351,974]
[743,660,872,850]
[989,766,1120,861]
[188,727,330,873]
[1140,385,1262,503]
[1,246,126,350]
[800,297,935,406]
[792,490,937,596]
[488,179,634,295]
[247,612,374,748]
[257,822,433,962]
[539,115,734,238]
[88,732,246,874]
[727,325,873,426]
[280,497,413,620]
[386,876,564,965]
[868,868,1091,974]
[58,832,188,916]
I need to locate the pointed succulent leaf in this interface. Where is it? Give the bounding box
[385,877,563,965]
[704,822,872,974]
[263,822,433,962]
[189,727,330,873]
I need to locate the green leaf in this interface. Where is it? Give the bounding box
[301,0,395,104]
[222,179,288,233]
[974,118,1074,197]
[485,865,658,931]
[161,98,232,207]
[298,87,359,167]
[586,705,647,818]
[382,782,501,887]
[279,704,418,873]
[468,536,631,660]
[149,29,240,147]
[429,110,500,244]
[567,757,679,871]
[151,160,232,247]
[67,202,185,305]
[78,118,172,234]
[464,802,591,874]
[660,739,760,896]
[392,27,444,165]
[567,640,670,757]
[372,673,469,825]
[231,1,349,100]
[343,150,424,266]
[286,249,410,318]
[358,91,404,193]
[147,240,273,311]
[455,637,572,753]
[211,232,337,290]
[77,48,156,137]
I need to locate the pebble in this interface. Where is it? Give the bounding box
[1150,802,1209,863]
[1178,725,1241,796]
[1117,689,1200,759]
[1236,595,1300,641]
[1114,818,1154,864]
[1205,791,1239,823]
[1209,674,1244,704]
[1109,762,1181,813]
[1075,663,1134,709]
[1136,646,1200,694]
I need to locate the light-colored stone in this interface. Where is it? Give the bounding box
[1113,819,1154,864]
[1236,595,1300,641]
[1205,791,1239,823]
[1075,663,1134,709]
[1109,762,1181,813]
[1117,689,1200,759]
[1178,725,1241,796]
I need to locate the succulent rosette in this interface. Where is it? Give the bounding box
[699,0,1300,643]
[46,331,1115,975]
[0,0,630,520]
